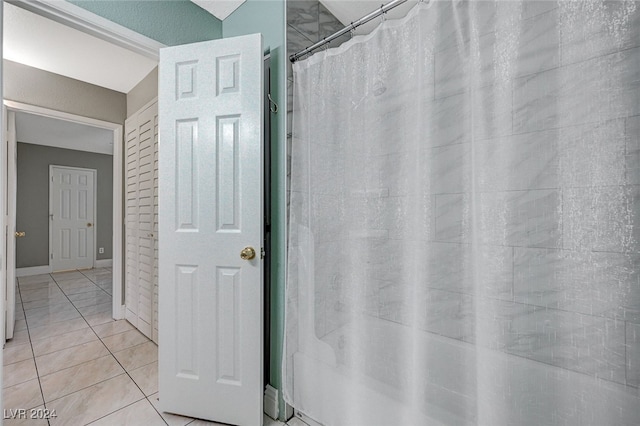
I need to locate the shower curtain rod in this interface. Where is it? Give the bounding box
[289,0,410,63]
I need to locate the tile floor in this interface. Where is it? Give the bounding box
[3,268,298,426]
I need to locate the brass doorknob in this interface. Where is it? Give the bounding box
[15,231,25,238]
[240,247,256,260]
[87,223,93,227]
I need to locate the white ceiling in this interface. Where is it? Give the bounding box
[191,0,247,20]
[16,112,114,156]
[320,0,419,35]
[3,2,157,94]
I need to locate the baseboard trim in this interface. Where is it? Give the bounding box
[16,265,51,277]
[264,385,279,420]
[95,259,113,268]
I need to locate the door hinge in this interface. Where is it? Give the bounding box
[50,253,53,259]
[261,247,266,259]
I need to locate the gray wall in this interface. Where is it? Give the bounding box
[127,67,158,118]
[4,60,127,124]
[16,143,113,268]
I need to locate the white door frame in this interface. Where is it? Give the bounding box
[5,108,16,341]
[48,165,97,271]
[4,100,126,320]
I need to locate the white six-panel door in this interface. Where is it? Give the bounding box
[158,34,264,426]
[50,166,95,272]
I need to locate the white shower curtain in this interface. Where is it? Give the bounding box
[285,1,640,425]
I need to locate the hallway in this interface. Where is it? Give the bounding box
[3,268,290,426]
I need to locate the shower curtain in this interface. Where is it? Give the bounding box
[285,1,640,425]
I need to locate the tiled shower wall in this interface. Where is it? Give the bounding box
[286,0,350,214]
[404,2,637,391]
[308,1,640,394]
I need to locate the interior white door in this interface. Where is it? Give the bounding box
[50,166,95,271]
[158,33,264,426]
[5,109,16,340]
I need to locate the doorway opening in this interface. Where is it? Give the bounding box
[6,100,125,333]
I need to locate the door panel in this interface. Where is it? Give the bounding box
[158,34,264,426]
[50,166,95,271]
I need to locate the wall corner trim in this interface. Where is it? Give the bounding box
[8,0,166,60]
[264,384,280,420]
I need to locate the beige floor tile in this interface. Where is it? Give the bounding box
[189,419,231,425]
[18,281,58,293]
[92,320,134,338]
[5,330,30,348]
[58,282,100,296]
[129,361,158,396]
[3,343,33,365]
[97,285,112,295]
[25,302,76,318]
[66,290,109,303]
[18,272,52,281]
[15,309,26,321]
[40,355,124,402]
[20,287,65,303]
[148,393,194,426]
[265,414,286,426]
[93,278,113,286]
[31,327,98,357]
[78,302,112,317]
[25,302,78,327]
[83,311,114,326]
[3,405,50,425]
[72,293,112,309]
[55,274,92,282]
[81,273,112,283]
[102,329,149,352]
[48,374,144,426]
[22,296,69,312]
[25,307,81,328]
[18,275,53,285]
[36,340,108,376]
[3,358,37,388]
[113,341,158,371]
[286,417,310,426]
[4,378,44,411]
[28,317,89,341]
[14,319,27,332]
[88,398,165,426]
[55,277,93,287]
[51,271,85,281]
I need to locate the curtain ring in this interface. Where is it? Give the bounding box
[268,93,278,114]
[381,4,386,22]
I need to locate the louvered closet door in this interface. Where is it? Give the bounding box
[125,120,139,327]
[125,101,158,340]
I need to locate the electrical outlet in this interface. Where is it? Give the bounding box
[99,247,104,254]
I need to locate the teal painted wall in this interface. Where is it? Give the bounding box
[69,0,222,45]
[223,1,287,421]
